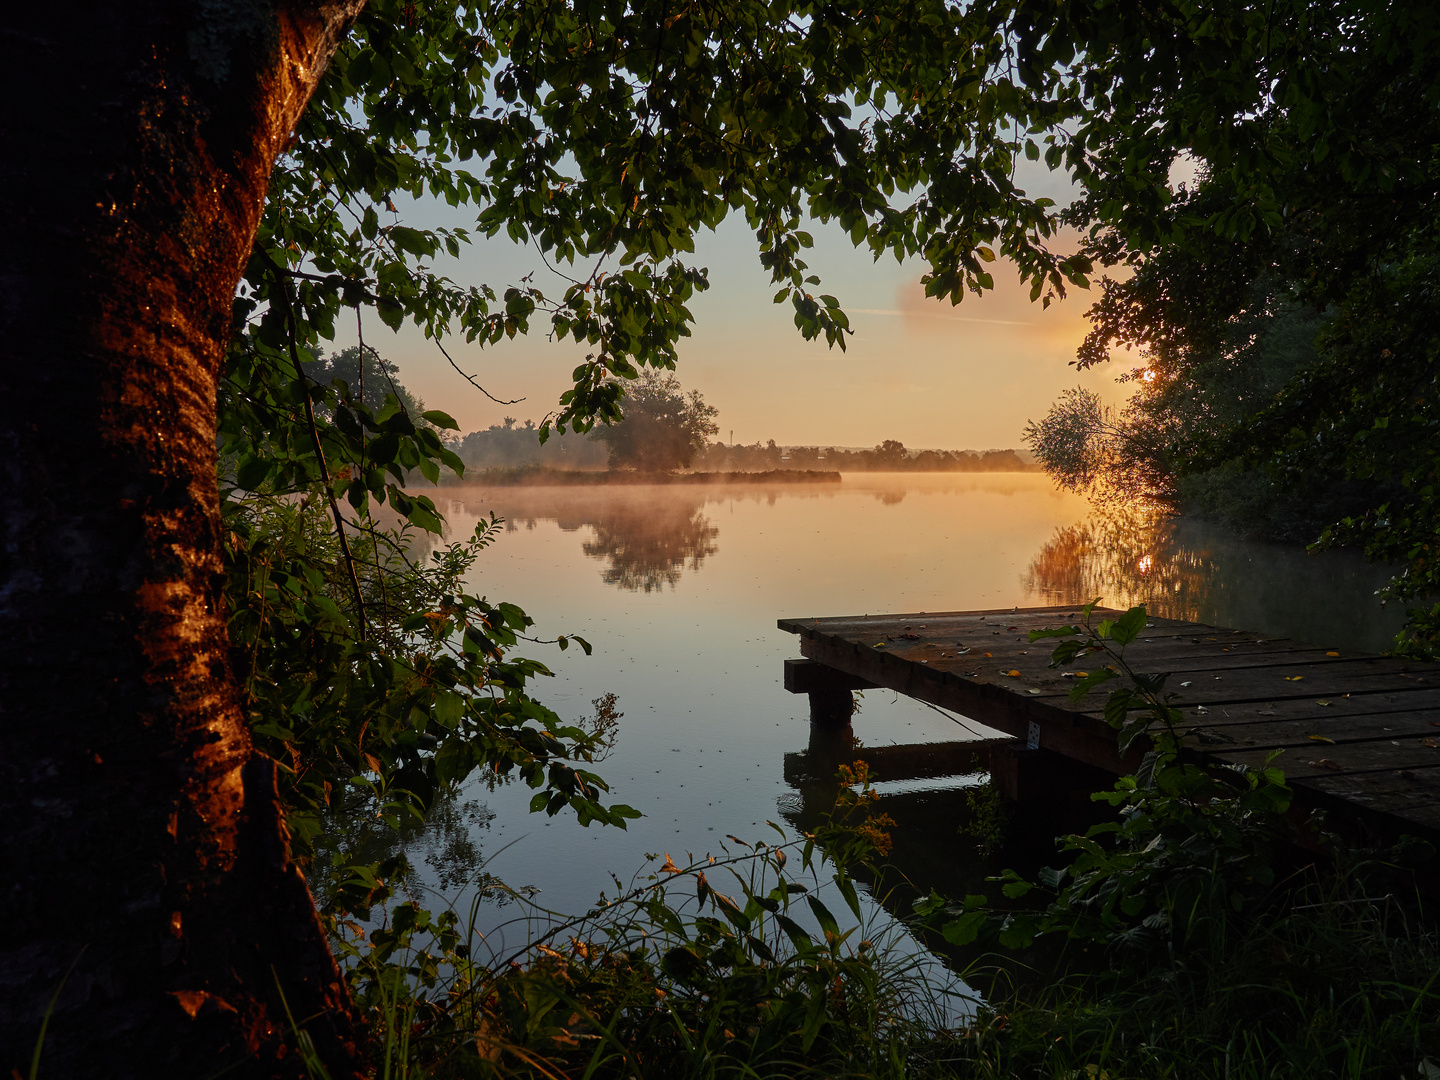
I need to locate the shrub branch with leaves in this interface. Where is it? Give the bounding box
[917,603,1294,964]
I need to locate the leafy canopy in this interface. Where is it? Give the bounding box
[222,0,1092,925]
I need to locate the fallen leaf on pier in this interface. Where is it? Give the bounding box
[1316,700,1332,706]
[1424,738,1440,749]
[1308,759,1342,770]
[1283,676,1304,681]
[1003,669,1022,677]
[1028,688,1042,695]
[1326,650,1341,657]
[1307,734,1335,744]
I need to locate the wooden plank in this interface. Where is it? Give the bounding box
[857,638,1430,709]
[780,607,1440,851]
[1176,710,1440,752]
[1161,689,1440,728]
[1214,736,1440,779]
[1296,770,1440,821]
[777,606,1116,636]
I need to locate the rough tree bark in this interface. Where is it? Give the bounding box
[1,5,367,1075]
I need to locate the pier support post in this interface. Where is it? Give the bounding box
[783,658,876,729]
[989,743,1116,806]
[807,686,853,728]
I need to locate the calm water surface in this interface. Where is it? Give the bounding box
[404,473,1402,962]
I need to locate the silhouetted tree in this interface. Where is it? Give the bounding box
[308,345,425,418]
[592,371,719,472]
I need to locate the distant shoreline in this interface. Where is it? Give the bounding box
[447,467,844,487]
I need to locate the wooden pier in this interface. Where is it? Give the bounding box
[780,606,1440,848]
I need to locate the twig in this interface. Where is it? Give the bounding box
[281,284,369,643]
[435,336,525,405]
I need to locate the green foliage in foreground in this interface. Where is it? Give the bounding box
[298,607,1440,1080]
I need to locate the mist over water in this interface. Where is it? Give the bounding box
[404,472,1401,965]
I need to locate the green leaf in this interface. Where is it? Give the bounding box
[235,457,272,491]
[941,910,990,946]
[833,872,862,920]
[806,896,840,940]
[997,913,1037,950]
[434,691,465,729]
[1029,624,1081,641]
[1111,606,1148,646]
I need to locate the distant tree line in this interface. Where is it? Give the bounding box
[449,372,1033,474]
[452,428,1034,474]
[695,439,1033,472]
[453,417,610,471]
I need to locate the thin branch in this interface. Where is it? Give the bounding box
[279,280,369,643]
[435,337,525,405]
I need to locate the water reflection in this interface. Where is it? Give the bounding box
[314,790,504,903]
[577,501,719,592]
[1023,505,1405,651]
[492,491,721,592]
[443,483,840,592]
[1023,505,1214,615]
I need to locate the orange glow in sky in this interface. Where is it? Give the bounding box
[351,166,1130,449]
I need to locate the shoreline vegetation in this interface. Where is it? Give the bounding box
[443,466,845,486]
[327,606,1440,1079]
[449,416,1039,476]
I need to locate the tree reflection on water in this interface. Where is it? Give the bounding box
[1023,504,1215,621]
[579,501,719,592]
[484,488,724,592]
[1023,504,1405,651]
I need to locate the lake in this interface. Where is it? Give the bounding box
[396,472,1403,969]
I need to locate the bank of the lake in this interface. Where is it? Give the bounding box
[449,466,843,486]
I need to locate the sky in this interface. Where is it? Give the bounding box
[343,162,1133,451]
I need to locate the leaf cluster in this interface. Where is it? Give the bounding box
[223,490,636,921]
[916,604,1294,967]
[336,771,941,1080]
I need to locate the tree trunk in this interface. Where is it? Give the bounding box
[1,5,367,1075]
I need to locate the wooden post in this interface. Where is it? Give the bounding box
[783,658,876,728]
[988,743,1115,805]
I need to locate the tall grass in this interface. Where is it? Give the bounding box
[313,772,1440,1080]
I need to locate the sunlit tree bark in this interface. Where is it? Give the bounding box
[0,5,366,1075]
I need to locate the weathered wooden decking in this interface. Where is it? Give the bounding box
[779,605,1440,845]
